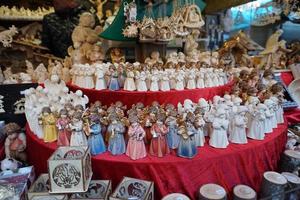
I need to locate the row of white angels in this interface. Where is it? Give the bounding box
[23,76,284,159]
[71,62,228,91]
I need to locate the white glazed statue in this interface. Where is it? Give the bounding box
[247,104,267,140]
[229,106,248,144]
[209,108,229,148]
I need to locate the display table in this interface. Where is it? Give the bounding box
[68,82,234,107]
[26,122,287,199]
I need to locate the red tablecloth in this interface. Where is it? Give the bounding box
[68,82,234,107]
[26,122,287,199]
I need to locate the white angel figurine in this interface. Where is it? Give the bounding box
[212,71,220,86]
[209,108,229,148]
[160,72,170,91]
[72,90,89,109]
[25,60,34,79]
[95,68,107,90]
[186,71,196,89]
[150,73,159,91]
[137,71,148,91]
[194,114,206,147]
[175,73,185,90]
[247,104,267,140]
[266,99,277,129]
[83,64,95,89]
[271,96,284,124]
[264,99,274,134]
[229,106,248,144]
[124,69,136,91]
[204,72,213,87]
[196,71,205,88]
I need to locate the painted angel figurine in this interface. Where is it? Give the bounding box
[126,115,147,160]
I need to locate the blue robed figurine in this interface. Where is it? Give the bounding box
[87,112,106,156]
[108,65,120,91]
[107,114,126,155]
[177,113,198,159]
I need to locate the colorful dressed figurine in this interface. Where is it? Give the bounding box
[126,115,147,160]
[39,107,57,143]
[107,65,120,91]
[209,108,229,148]
[247,104,266,140]
[149,113,170,157]
[165,110,180,149]
[107,114,126,155]
[4,123,27,162]
[56,109,70,146]
[69,111,88,146]
[86,110,106,155]
[229,106,248,144]
[177,112,198,158]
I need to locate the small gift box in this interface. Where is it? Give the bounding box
[110,177,154,200]
[28,173,69,200]
[48,146,92,193]
[70,180,112,200]
[0,166,35,200]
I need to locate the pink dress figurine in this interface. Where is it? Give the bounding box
[149,114,170,157]
[56,109,70,146]
[126,115,147,160]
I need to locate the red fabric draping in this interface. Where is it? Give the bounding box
[26,122,287,199]
[280,71,294,86]
[284,108,300,125]
[67,82,234,107]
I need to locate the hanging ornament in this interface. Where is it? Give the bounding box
[183,3,205,29]
[156,0,173,42]
[123,0,138,38]
[139,1,157,42]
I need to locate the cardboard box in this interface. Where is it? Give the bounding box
[28,173,69,200]
[0,166,35,200]
[70,180,112,200]
[48,146,92,193]
[109,177,154,200]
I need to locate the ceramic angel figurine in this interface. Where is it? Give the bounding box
[265,98,277,129]
[136,71,148,91]
[4,123,27,162]
[95,68,107,90]
[177,112,197,158]
[175,73,185,90]
[56,109,70,146]
[107,65,120,91]
[39,107,57,143]
[271,83,284,124]
[72,90,89,109]
[87,110,106,155]
[83,65,95,89]
[209,108,229,148]
[126,115,147,160]
[271,96,284,124]
[229,106,248,144]
[263,99,274,134]
[160,72,171,91]
[150,72,159,91]
[196,71,205,88]
[247,104,267,140]
[194,112,206,147]
[107,114,126,155]
[149,113,170,157]
[186,71,196,89]
[124,68,136,91]
[69,111,88,146]
[165,109,180,149]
